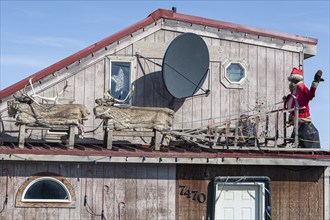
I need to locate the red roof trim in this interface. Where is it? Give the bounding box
[0,8,318,99]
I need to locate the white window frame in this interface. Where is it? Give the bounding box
[105,56,136,105]
[22,177,71,203]
[225,62,247,84]
[220,59,248,89]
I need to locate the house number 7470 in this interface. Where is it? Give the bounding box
[179,185,206,203]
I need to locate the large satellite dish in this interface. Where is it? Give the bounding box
[162,33,210,99]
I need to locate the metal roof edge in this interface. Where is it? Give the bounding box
[1,152,329,167]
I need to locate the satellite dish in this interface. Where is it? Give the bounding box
[162,33,210,99]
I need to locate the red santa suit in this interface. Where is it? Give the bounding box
[284,67,322,148]
[285,68,318,122]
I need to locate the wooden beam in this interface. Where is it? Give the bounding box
[67,125,75,149]
[104,120,113,150]
[154,129,161,151]
[113,131,155,137]
[18,124,26,149]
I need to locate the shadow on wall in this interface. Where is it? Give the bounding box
[132,70,184,112]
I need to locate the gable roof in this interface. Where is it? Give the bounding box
[0,8,318,100]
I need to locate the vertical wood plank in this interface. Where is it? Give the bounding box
[298,167,312,219]
[0,162,5,219]
[269,166,280,220]
[84,65,95,139]
[188,166,201,220]
[168,165,176,220]
[74,69,85,105]
[239,42,249,113]
[247,44,258,112]
[157,165,168,220]
[92,164,104,220]
[275,49,285,143]
[228,41,240,117]
[114,164,126,220]
[146,165,158,220]
[80,164,91,220]
[133,48,145,107]
[63,75,75,101]
[125,164,137,220]
[94,59,105,140]
[141,60,154,107]
[154,30,166,108]
[318,167,324,219]
[12,162,26,219]
[136,165,147,220]
[144,58,155,107]
[41,85,55,104]
[143,33,155,108]
[103,164,115,220]
[49,162,63,219]
[220,40,230,120]
[288,168,300,219]
[1,163,13,219]
[176,165,189,220]
[308,167,323,219]
[69,163,82,220]
[23,163,37,220]
[211,62,221,124]
[292,52,300,71]
[192,95,202,129]
[181,96,193,130]
[152,58,164,108]
[266,47,276,139]
[36,163,50,219]
[283,51,294,137]
[257,46,267,103]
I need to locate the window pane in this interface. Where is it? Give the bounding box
[24,179,68,200]
[111,62,131,102]
[226,63,245,82]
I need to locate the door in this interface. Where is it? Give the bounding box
[214,184,261,220]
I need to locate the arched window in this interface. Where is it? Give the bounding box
[16,173,76,208]
[22,177,71,202]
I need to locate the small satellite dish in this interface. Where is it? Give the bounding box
[162,33,210,99]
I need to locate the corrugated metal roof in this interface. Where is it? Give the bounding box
[0,8,318,100]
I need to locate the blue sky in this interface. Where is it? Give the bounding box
[1,1,329,150]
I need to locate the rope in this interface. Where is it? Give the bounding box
[299,138,320,143]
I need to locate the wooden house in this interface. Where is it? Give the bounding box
[0,8,329,220]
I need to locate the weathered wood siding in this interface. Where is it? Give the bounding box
[1,28,300,141]
[0,162,176,220]
[176,164,325,220]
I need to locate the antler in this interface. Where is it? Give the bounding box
[25,78,68,104]
[105,85,135,104]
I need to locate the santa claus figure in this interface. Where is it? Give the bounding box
[284,67,324,148]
